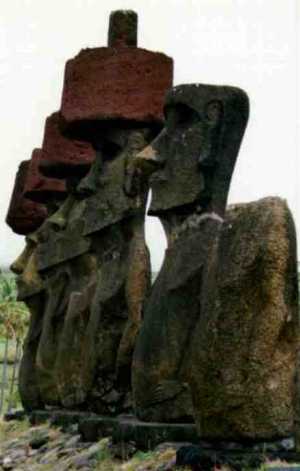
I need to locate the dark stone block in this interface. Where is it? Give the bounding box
[176,445,300,471]
[112,416,199,450]
[29,410,52,425]
[108,10,138,48]
[78,417,118,442]
[4,410,26,422]
[29,409,97,429]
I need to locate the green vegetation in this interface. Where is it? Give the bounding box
[0,270,29,413]
[0,270,29,340]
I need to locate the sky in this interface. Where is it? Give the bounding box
[0,0,299,271]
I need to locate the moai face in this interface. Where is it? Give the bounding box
[135,84,249,219]
[11,232,43,301]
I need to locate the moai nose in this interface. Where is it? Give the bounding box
[47,214,67,231]
[76,179,97,199]
[10,243,33,275]
[135,144,162,172]
[10,258,24,275]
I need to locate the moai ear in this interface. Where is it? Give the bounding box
[205,100,223,125]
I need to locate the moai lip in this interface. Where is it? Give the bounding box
[132,84,249,423]
[6,161,47,235]
[60,11,173,131]
[23,149,67,204]
[39,112,95,179]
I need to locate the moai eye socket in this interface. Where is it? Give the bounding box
[205,100,223,125]
[101,139,122,160]
[164,104,199,131]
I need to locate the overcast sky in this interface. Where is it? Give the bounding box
[0,0,299,271]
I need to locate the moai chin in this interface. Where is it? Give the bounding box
[18,10,173,413]
[132,84,249,422]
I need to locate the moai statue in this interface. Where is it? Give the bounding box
[23,10,173,413]
[131,84,249,422]
[9,118,93,409]
[7,152,68,410]
[187,197,299,441]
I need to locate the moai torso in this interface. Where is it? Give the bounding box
[132,84,249,422]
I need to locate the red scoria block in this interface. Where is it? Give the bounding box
[39,112,95,178]
[6,161,47,235]
[23,149,67,203]
[61,47,173,126]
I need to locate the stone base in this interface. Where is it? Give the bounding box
[112,415,199,450]
[11,409,300,468]
[176,445,300,470]
[25,409,198,448]
[29,409,97,429]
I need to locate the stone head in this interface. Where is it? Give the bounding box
[10,232,44,301]
[136,84,249,218]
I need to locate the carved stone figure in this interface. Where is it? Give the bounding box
[35,125,156,413]
[9,150,68,410]
[11,10,173,414]
[9,110,92,410]
[12,231,45,411]
[132,84,249,422]
[187,197,299,440]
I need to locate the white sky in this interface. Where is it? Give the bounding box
[0,0,299,271]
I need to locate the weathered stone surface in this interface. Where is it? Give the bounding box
[132,84,249,422]
[23,149,67,203]
[15,10,170,416]
[39,112,95,178]
[61,47,173,126]
[113,416,199,451]
[46,128,153,413]
[175,445,300,470]
[78,417,117,442]
[11,231,46,412]
[6,161,47,235]
[61,12,173,127]
[187,197,299,441]
[108,10,138,47]
[20,127,154,413]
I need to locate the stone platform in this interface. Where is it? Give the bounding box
[5,410,300,469]
[26,410,199,449]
